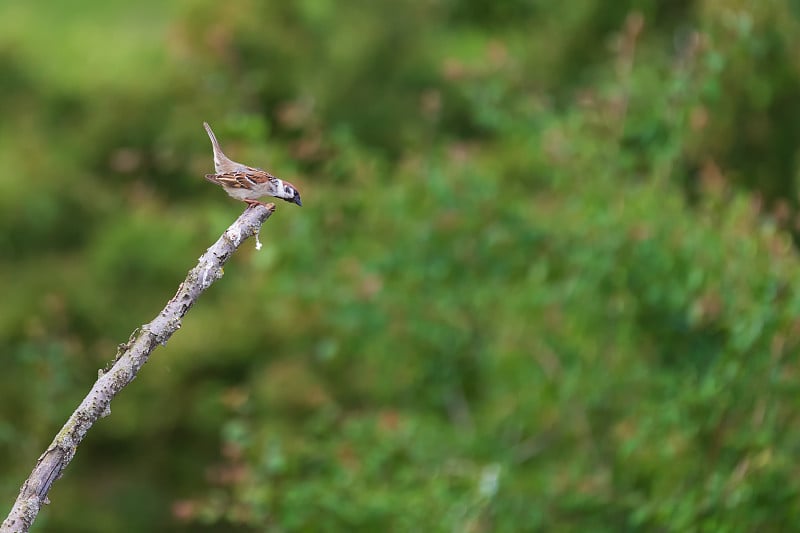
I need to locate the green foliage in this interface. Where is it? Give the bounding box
[2,0,800,531]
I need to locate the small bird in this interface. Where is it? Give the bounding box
[203,122,302,208]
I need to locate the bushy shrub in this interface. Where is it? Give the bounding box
[2,1,800,531]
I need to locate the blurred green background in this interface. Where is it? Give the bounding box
[3,0,800,531]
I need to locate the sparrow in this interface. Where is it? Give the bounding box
[203,122,302,208]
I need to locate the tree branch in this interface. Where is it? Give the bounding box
[1,203,277,533]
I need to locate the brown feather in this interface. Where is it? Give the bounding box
[206,169,279,189]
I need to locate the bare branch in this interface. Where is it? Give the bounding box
[1,203,277,533]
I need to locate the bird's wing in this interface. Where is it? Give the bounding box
[205,167,277,189]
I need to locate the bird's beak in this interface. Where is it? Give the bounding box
[293,195,303,207]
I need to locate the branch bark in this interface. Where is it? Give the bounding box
[1,203,276,533]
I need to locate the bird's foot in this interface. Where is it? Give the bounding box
[244,199,270,209]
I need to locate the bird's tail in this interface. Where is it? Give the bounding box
[203,122,236,173]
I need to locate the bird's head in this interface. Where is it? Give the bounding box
[280,181,303,207]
